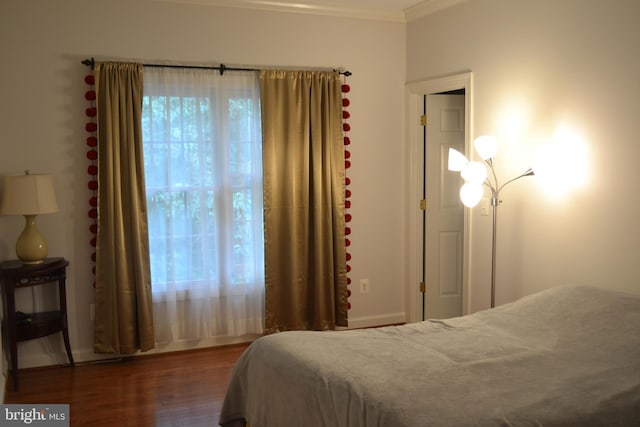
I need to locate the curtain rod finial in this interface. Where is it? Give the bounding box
[81,57,95,68]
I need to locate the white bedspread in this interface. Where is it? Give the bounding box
[219,285,640,426]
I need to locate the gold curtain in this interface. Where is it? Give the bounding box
[93,62,155,354]
[260,70,348,333]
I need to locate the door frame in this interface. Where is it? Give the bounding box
[404,72,474,323]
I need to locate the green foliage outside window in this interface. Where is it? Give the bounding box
[142,93,260,291]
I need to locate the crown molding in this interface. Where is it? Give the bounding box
[153,0,467,22]
[153,0,408,22]
[404,0,469,21]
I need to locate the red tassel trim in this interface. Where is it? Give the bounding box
[342,76,352,310]
[85,72,98,279]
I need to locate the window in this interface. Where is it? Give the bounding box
[141,67,264,340]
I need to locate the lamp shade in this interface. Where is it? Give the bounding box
[473,135,498,160]
[459,183,483,207]
[461,161,488,184]
[448,148,469,172]
[0,173,59,215]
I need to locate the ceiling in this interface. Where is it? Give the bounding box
[155,0,467,22]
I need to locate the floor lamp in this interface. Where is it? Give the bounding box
[448,136,534,308]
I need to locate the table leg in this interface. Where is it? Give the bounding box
[62,315,74,366]
[5,290,19,391]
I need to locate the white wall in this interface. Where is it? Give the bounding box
[407,0,640,312]
[0,0,406,370]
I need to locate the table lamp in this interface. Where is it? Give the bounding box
[0,171,59,264]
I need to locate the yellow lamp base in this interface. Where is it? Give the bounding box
[16,215,48,264]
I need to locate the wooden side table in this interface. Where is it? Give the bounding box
[0,257,74,390]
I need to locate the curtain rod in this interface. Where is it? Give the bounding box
[81,57,352,77]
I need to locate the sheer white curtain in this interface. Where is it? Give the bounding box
[141,67,264,343]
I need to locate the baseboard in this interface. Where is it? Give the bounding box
[13,314,406,370]
[14,334,259,370]
[346,312,406,329]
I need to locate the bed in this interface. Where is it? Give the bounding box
[219,285,640,426]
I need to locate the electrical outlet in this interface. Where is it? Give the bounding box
[359,279,370,294]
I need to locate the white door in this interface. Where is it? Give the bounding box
[424,94,465,319]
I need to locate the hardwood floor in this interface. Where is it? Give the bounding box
[4,343,250,426]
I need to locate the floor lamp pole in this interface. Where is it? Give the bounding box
[490,197,499,308]
[485,166,534,309]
